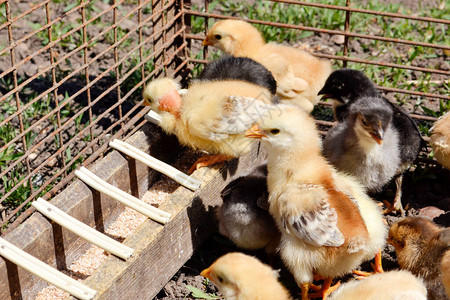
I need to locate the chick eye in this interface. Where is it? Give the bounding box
[270,129,280,135]
[217,275,224,283]
[214,34,222,40]
[361,119,369,127]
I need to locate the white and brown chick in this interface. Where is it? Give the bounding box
[143,77,276,172]
[217,162,280,253]
[244,104,387,300]
[203,19,332,112]
[388,216,450,300]
[431,111,450,169]
[320,69,424,215]
[328,270,427,300]
[201,252,291,300]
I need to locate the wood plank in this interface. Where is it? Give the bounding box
[0,124,180,300]
[82,146,264,299]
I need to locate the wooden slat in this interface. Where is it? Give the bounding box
[82,146,265,299]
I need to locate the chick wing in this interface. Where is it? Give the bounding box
[274,185,345,248]
[190,95,277,141]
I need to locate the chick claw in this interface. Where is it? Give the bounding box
[188,154,233,174]
[309,278,341,300]
[382,200,405,215]
[352,250,384,279]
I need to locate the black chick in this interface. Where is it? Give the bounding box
[319,69,424,214]
[388,216,450,300]
[198,56,278,98]
[216,162,280,254]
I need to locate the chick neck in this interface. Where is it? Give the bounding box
[265,136,332,188]
[229,32,265,58]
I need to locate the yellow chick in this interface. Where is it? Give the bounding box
[388,217,450,300]
[201,252,291,300]
[431,111,450,169]
[328,270,427,300]
[143,77,275,172]
[244,104,387,300]
[203,19,332,112]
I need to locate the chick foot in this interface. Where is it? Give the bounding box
[393,175,406,216]
[353,250,384,278]
[309,278,341,300]
[188,154,233,174]
[382,199,405,216]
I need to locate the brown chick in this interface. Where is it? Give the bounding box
[203,19,332,113]
[442,249,450,298]
[431,111,450,169]
[328,270,427,300]
[201,252,291,300]
[244,104,387,300]
[388,216,450,300]
[217,162,280,253]
[143,77,275,172]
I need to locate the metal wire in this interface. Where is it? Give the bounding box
[0,0,184,231]
[1,0,448,232]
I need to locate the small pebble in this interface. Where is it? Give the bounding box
[331,34,345,45]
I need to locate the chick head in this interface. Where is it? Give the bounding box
[203,19,264,55]
[201,252,281,299]
[348,96,393,145]
[142,78,182,114]
[388,217,439,254]
[244,104,320,152]
[318,69,377,103]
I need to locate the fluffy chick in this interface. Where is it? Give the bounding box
[217,162,280,253]
[201,252,291,300]
[320,69,424,214]
[388,216,450,300]
[203,19,332,112]
[143,78,275,171]
[323,96,401,209]
[431,111,450,169]
[198,56,278,97]
[442,249,450,298]
[328,270,427,300]
[245,104,387,300]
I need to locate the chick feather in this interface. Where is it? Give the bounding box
[442,249,450,298]
[204,19,332,112]
[328,270,427,300]
[217,162,280,253]
[201,252,291,300]
[431,111,450,169]
[198,56,278,97]
[388,216,450,300]
[244,104,387,298]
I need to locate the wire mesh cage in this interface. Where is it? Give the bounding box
[0,0,449,234]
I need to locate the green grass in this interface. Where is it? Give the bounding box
[190,0,448,137]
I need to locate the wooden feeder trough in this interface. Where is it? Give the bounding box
[0,121,265,299]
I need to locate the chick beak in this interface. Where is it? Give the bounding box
[370,127,384,145]
[200,267,213,281]
[317,87,334,100]
[202,36,213,46]
[245,124,266,139]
